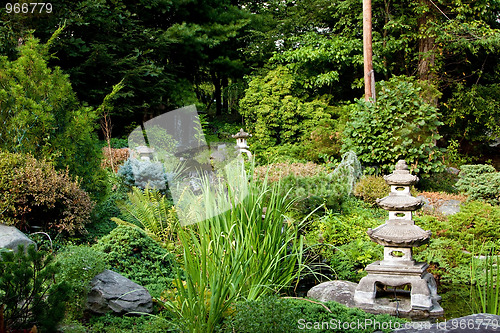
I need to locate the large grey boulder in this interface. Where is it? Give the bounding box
[0,223,36,252]
[307,280,358,307]
[87,269,153,315]
[393,313,500,332]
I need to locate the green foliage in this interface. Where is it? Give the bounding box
[0,245,70,332]
[87,312,173,333]
[220,295,405,333]
[415,237,472,285]
[112,187,179,246]
[354,176,390,206]
[277,152,361,213]
[417,172,459,193]
[307,209,382,248]
[342,75,445,175]
[443,83,500,143]
[0,150,94,234]
[414,202,500,284]
[326,240,384,282]
[92,225,175,298]
[239,66,334,152]
[163,162,304,332]
[0,34,105,198]
[456,164,500,204]
[219,295,302,333]
[55,246,108,320]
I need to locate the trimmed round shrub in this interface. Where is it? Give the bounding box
[0,150,94,234]
[354,175,390,206]
[92,225,176,297]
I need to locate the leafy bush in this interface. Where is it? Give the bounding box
[0,34,105,199]
[0,150,94,234]
[92,225,176,297]
[342,75,445,174]
[456,164,500,204]
[239,66,334,152]
[55,245,108,319]
[0,245,70,332]
[354,175,390,206]
[220,295,405,333]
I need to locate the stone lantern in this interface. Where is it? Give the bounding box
[232,128,252,158]
[354,160,443,316]
[136,146,155,161]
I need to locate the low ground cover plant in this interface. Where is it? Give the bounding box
[219,295,405,333]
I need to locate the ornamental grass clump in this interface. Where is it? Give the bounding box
[163,161,305,332]
[470,246,500,315]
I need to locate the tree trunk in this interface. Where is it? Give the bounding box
[363,0,375,102]
[212,72,222,116]
[417,0,436,82]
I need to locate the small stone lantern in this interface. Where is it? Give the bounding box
[136,146,155,161]
[232,128,252,158]
[354,160,443,315]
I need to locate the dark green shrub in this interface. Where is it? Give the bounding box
[276,152,361,213]
[55,245,108,319]
[354,176,390,206]
[220,295,405,333]
[92,225,176,297]
[456,164,500,204]
[417,171,459,193]
[0,150,94,234]
[0,245,70,332]
[342,75,445,175]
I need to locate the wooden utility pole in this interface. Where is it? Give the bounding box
[363,0,375,102]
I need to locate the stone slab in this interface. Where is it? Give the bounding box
[393,313,500,332]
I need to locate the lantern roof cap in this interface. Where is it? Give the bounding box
[232,128,251,139]
[383,160,419,186]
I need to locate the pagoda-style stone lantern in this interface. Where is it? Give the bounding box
[354,160,443,315]
[136,146,155,161]
[232,128,252,158]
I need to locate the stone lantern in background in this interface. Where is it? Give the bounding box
[354,160,443,316]
[232,128,252,158]
[136,146,155,161]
